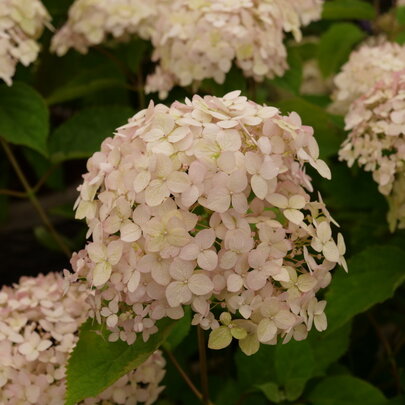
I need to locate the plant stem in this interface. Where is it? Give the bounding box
[367,312,402,394]
[197,326,210,405]
[164,349,204,401]
[0,138,71,258]
[0,189,27,198]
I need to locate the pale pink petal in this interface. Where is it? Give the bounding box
[232,193,248,214]
[181,185,200,207]
[87,243,106,263]
[257,319,277,343]
[314,313,327,331]
[206,189,231,213]
[37,340,52,352]
[168,126,190,142]
[220,251,238,269]
[134,170,151,193]
[93,262,112,287]
[251,174,268,199]
[167,171,191,193]
[166,282,192,307]
[289,195,306,209]
[267,193,288,208]
[246,270,267,291]
[120,221,141,242]
[317,221,332,242]
[128,271,141,292]
[197,250,218,271]
[145,179,170,207]
[107,240,123,265]
[229,170,247,193]
[217,129,241,151]
[297,274,317,292]
[323,241,340,262]
[151,264,171,286]
[274,310,296,330]
[169,259,194,281]
[314,159,332,179]
[227,274,243,292]
[260,157,279,180]
[196,229,216,249]
[188,274,214,295]
[284,208,304,224]
[180,243,200,261]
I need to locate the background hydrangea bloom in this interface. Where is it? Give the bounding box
[330,40,405,114]
[0,272,166,404]
[51,0,156,56]
[69,92,345,356]
[145,0,324,98]
[340,70,405,231]
[0,0,50,85]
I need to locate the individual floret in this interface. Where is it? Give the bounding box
[69,91,345,356]
[0,272,166,404]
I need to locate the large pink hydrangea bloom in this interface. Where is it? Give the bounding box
[0,273,166,404]
[146,0,324,98]
[0,0,50,85]
[330,41,405,115]
[69,92,345,356]
[340,70,405,231]
[51,0,156,56]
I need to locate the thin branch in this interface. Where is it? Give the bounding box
[164,349,204,402]
[0,188,27,198]
[367,312,402,394]
[197,326,210,405]
[0,138,72,258]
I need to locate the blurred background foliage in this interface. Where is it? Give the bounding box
[0,0,404,404]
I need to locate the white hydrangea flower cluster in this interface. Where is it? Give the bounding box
[330,41,405,114]
[0,272,166,405]
[145,0,324,98]
[340,70,405,231]
[0,0,50,85]
[51,0,156,56]
[70,92,345,356]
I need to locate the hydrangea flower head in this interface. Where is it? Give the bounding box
[330,41,405,114]
[51,0,156,56]
[70,92,345,356]
[0,272,166,404]
[145,0,324,98]
[0,0,50,85]
[340,70,405,231]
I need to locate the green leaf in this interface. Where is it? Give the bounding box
[308,375,387,405]
[326,246,405,333]
[322,0,376,20]
[318,23,366,77]
[275,97,344,158]
[65,318,175,405]
[163,307,191,351]
[0,82,49,156]
[236,340,314,400]
[274,340,315,401]
[257,382,284,403]
[397,6,405,25]
[308,323,351,376]
[271,47,303,95]
[49,106,133,163]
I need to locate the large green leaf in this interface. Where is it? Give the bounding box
[0,82,49,156]
[322,0,376,20]
[326,246,405,333]
[65,318,176,405]
[237,340,314,401]
[49,106,133,163]
[308,375,387,405]
[275,97,344,158]
[318,23,366,77]
[308,322,351,376]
